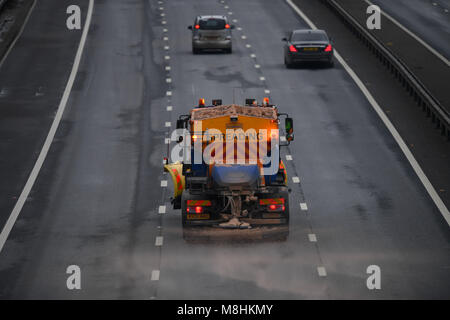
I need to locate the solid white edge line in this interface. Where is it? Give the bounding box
[0,0,37,69]
[286,0,450,226]
[365,0,450,67]
[0,0,95,253]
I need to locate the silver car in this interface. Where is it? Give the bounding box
[188,15,234,54]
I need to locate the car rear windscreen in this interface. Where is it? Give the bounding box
[291,32,328,42]
[199,18,226,30]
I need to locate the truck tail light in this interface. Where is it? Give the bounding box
[268,204,285,212]
[187,206,203,213]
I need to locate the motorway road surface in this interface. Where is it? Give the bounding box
[372,0,450,61]
[0,0,449,299]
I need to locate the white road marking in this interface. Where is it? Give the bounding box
[161,180,167,187]
[0,0,36,69]
[155,236,164,246]
[286,155,293,161]
[166,78,172,83]
[237,27,242,31]
[159,7,164,10]
[250,53,256,58]
[163,37,169,41]
[165,121,171,127]
[164,46,170,50]
[364,0,449,66]
[228,12,233,15]
[308,234,317,242]
[255,64,261,68]
[264,89,270,94]
[162,21,167,25]
[317,266,327,277]
[246,44,251,48]
[163,28,168,33]
[151,270,160,281]
[241,35,247,39]
[292,176,300,183]
[232,19,238,23]
[300,203,308,211]
[166,91,172,96]
[165,138,171,144]
[159,205,166,214]
[165,66,171,71]
[164,55,170,60]
[166,106,173,111]
[0,0,95,253]
[259,76,265,81]
[224,5,229,9]
[286,0,450,227]
[161,13,165,17]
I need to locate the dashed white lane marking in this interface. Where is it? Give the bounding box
[165,66,171,71]
[241,35,247,40]
[155,236,164,246]
[250,53,256,58]
[255,64,261,68]
[161,180,168,187]
[308,234,317,242]
[232,19,238,23]
[162,21,167,25]
[164,55,170,60]
[300,203,308,211]
[286,0,450,227]
[166,91,172,96]
[163,28,168,33]
[237,27,242,31]
[0,0,94,253]
[159,205,166,214]
[166,78,172,83]
[160,13,165,17]
[163,37,169,41]
[286,155,293,161]
[151,270,160,281]
[264,89,270,94]
[292,176,300,183]
[224,5,229,9]
[164,46,170,50]
[166,106,173,111]
[364,0,449,67]
[165,121,171,127]
[317,267,327,277]
[246,44,251,48]
[159,7,164,10]
[228,12,233,15]
[259,76,265,81]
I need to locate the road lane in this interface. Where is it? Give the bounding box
[0,0,448,299]
[371,0,450,61]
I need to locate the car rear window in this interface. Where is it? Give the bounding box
[291,32,328,42]
[198,18,226,30]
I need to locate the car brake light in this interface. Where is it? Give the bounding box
[289,45,297,52]
[225,24,230,29]
[325,44,332,52]
[195,24,200,29]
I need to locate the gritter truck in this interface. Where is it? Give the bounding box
[164,98,294,240]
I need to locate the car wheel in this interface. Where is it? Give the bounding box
[225,47,232,54]
[192,47,200,54]
[284,56,292,69]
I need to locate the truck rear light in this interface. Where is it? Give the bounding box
[289,45,297,52]
[324,44,332,52]
[187,206,203,213]
[268,204,285,212]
